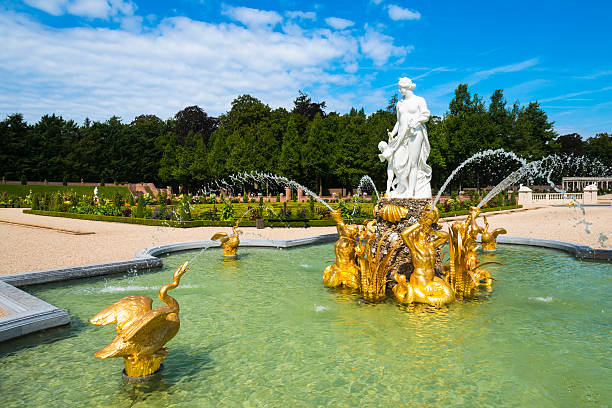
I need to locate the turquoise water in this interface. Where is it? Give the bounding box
[0,244,610,407]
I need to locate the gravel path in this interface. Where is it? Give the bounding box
[1,204,610,275]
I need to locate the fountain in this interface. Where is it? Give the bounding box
[320,77,505,306]
[211,226,241,257]
[1,77,610,405]
[480,216,507,251]
[89,261,190,379]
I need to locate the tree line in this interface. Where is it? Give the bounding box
[1,86,610,194]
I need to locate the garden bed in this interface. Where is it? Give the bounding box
[21,205,521,228]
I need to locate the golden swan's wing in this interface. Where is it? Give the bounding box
[90,295,153,334]
[94,308,179,359]
[211,232,230,243]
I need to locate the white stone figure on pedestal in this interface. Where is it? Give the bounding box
[378,77,432,199]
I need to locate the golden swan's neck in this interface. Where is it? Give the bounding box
[158,283,179,309]
[157,261,189,309]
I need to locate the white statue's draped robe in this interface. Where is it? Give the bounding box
[379,95,432,199]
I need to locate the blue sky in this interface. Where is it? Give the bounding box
[1,0,610,137]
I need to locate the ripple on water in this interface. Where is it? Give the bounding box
[0,244,610,407]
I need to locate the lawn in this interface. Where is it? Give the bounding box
[0,184,131,197]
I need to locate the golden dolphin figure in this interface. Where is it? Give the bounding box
[90,261,190,377]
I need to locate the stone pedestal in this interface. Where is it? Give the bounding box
[374,198,444,289]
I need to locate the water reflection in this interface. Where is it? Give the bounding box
[1,244,609,407]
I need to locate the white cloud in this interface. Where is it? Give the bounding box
[325,17,354,30]
[467,58,539,84]
[359,25,411,66]
[0,11,365,122]
[67,0,111,19]
[24,0,135,19]
[23,0,66,16]
[539,86,612,103]
[577,70,612,80]
[120,14,142,32]
[387,5,421,21]
[222,6,282,29]
[285,11,316,21]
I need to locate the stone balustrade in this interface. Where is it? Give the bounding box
[518,184,598,205]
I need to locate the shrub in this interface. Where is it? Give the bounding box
[135,196,145,218]
[316,207,331,219]
[220,200,235,221]
[199,210,220,221]
[179,194,192,221]
[337,200,351,219]
[62,176,68,186]
[309,195,315,218]
[128,194,135,206]
[255,196,265,219]
[158,192,167,217]
[276,194,280,202]
[100,178,105,186]
[296,207,307,218]
[113,192,125,208]
[280,202,292,218]
[31,193,40,210]
[20,175,27,185]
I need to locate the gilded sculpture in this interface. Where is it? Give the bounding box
[377,202,409,223]
[398,205,455,307]
[480,216,507,251]
[445,207,499,298]
[211,225,241,256]
[323,209,360,289]
[355,222,399,302]
[90,261,190,378]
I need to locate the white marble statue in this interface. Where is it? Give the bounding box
[378,77,432,199]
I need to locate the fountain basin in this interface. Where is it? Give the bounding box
[0,243,610,406]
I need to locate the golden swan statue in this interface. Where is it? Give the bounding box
[211,225,241,256]
[90,261,190,378]
[480,215,507,251]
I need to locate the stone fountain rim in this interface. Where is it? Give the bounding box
[0,234,610,343]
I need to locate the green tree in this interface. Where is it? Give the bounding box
[554,133,584,156]
[512,102,557,159]
[174,105,219,145]
[585,133,612,167]
[279,116,302,181]
[302,113,330,195]
[0,114,29,179]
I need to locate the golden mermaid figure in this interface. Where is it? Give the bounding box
[397,205,454,307]
[323,209,360,289]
